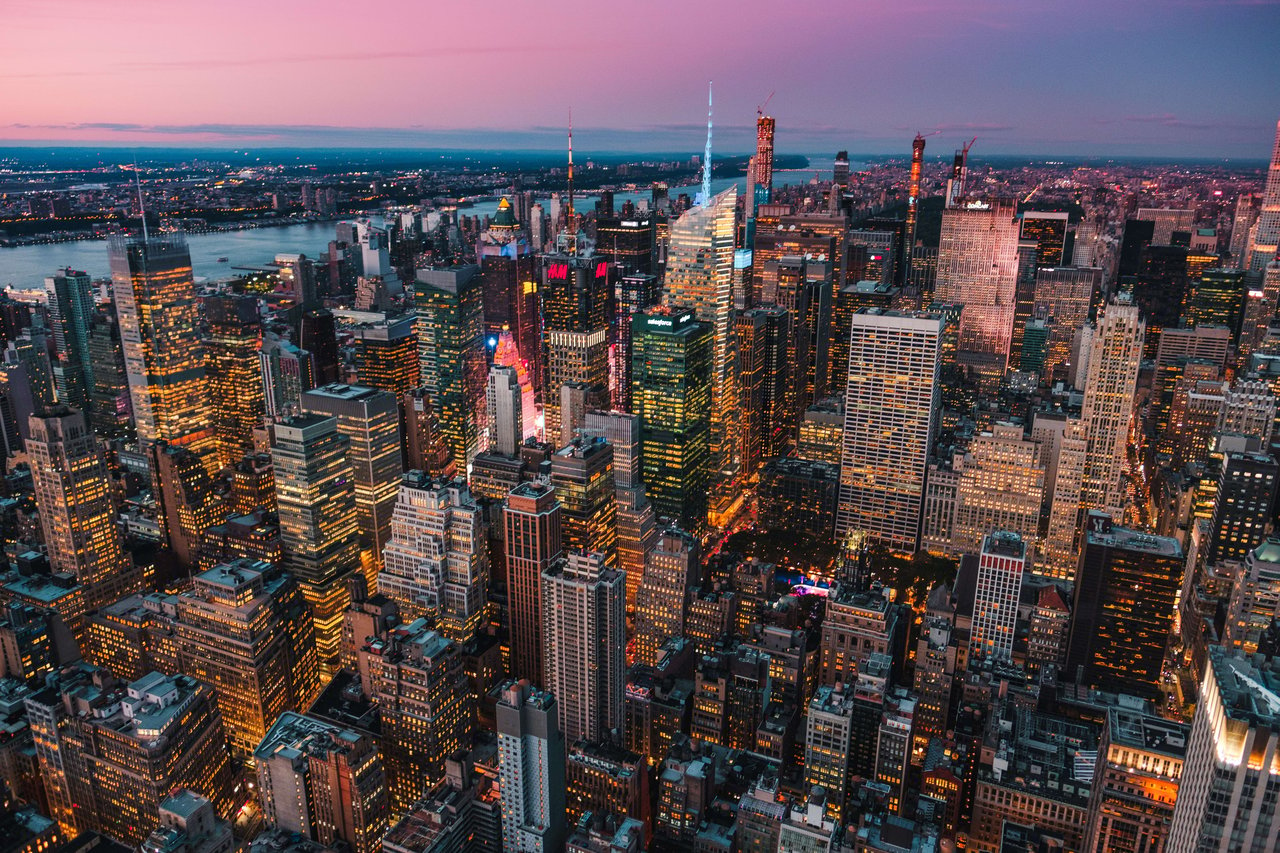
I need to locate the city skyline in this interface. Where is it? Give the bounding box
[3,1,1279,157]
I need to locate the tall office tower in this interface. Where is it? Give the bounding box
[911,585,957,750]
[1040,416,1089,579]
[1080,299,1144,517]
[542,551,625,744]
[1231,192,1261,263]
[255,711,388,853]
[1240,262,1280,365]
[1032,266,1100,382]
[487,365,523,456]
[109,233,216,469]
[1187,268,1247,337]
[1225,538,1280,654]
[664,187,740,519]
[86,303,131,437]
[152,442,225,570]
[351,315,418,399]
[950,423,1046,556]
[402,387,455,479]
[614,486,657,612]
[934,200,1021,379]
[496,681,567,853]
[735,306,792,473]
[833,150,851,190]
[27,666,238,845]
[633,527,699,667]
[260,332,316,420]
[1220,376,1277,446]
[612,272,662,412]
[205,294,263,469]
[749,114,776,212]
[771,255,834,420]
[364,619,474,813]
[836,309,942,551]
[1020,211,1071,268]
[550,437,617,565]
[175,559,319,759]
[378,473,487,642]
[971,532,1028,663]
[271,413,361,672]
[798,398,844,466]
[804,685,856,821]
[1066,511,1183,699]
[1250,124,1280,271]
[416,265,487,474]
[630,311,713,530]
[505,482,561,685]
[597,217,657,277]
[1083,709,1186,853]
[302,385,401,579]
[1168,648,1280,852]
[477,198,537,340]
[542,253,610,444]
[26,405,135,613]
[1136,207,1197,247]
[905,134,926,257]
[44,269,94,412]
[581,411,640,489]
[1208,452,1279,566]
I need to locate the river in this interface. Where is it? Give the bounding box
[0,166,843,290]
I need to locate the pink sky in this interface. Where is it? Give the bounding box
[3,0,1279,156]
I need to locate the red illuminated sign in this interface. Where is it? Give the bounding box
[595,261,608,279]
[547,263,568,280]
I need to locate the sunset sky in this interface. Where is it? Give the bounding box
[3,0,1279,157]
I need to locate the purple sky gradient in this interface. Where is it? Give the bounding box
[3,0,1279,157]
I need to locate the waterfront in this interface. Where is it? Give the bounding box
[0,167,837,289]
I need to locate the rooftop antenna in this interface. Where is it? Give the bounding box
[566,108,576,252]
[700,82,713,206]
[133,156,149,241]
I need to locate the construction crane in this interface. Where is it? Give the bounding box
[757,90,774,118]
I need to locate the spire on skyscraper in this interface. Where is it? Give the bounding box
[699,82,713,207]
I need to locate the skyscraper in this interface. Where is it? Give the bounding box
[26,666,238,845]
[1080,298,1144,517]
[416,265,487,474]
[1225,538,1280,655]
[109,233,216,470]
[152,442,225,570]
[751,114,775,212]
[905,135,926,258]
[735,306,792,472]
[836,309,943,551]
[633,527,699,667]
[378,473,488,643]
[505,482,562,686]
[43,269,94,413]
[1066,511,1183,699]
[804,684,856,821]
[1031,266,1100,382]
[1083,710,1186,853]
[271,413,361,672]
[302,384,402,582]
[611,272,662,412]
[204,294,263,469]
[1247,118,1280,272]
[351,315,418,400]
[26,405,136,613]
[362,619,474,813]
[949,423,1046,557]
[496,681,566,853]
[255,711,389,853]
[934,200,1021,379]
[970,532,1027,663]
[487,365,523,456]
[1167,647,1280,852]
[550,437,618,566]
[541,551,626,744]
[663,187,740,521]
[175,559,319,759]
[541,253,610,444]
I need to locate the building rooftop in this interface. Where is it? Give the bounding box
[1209,647,1280,726]
[1107,709,1188,758]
